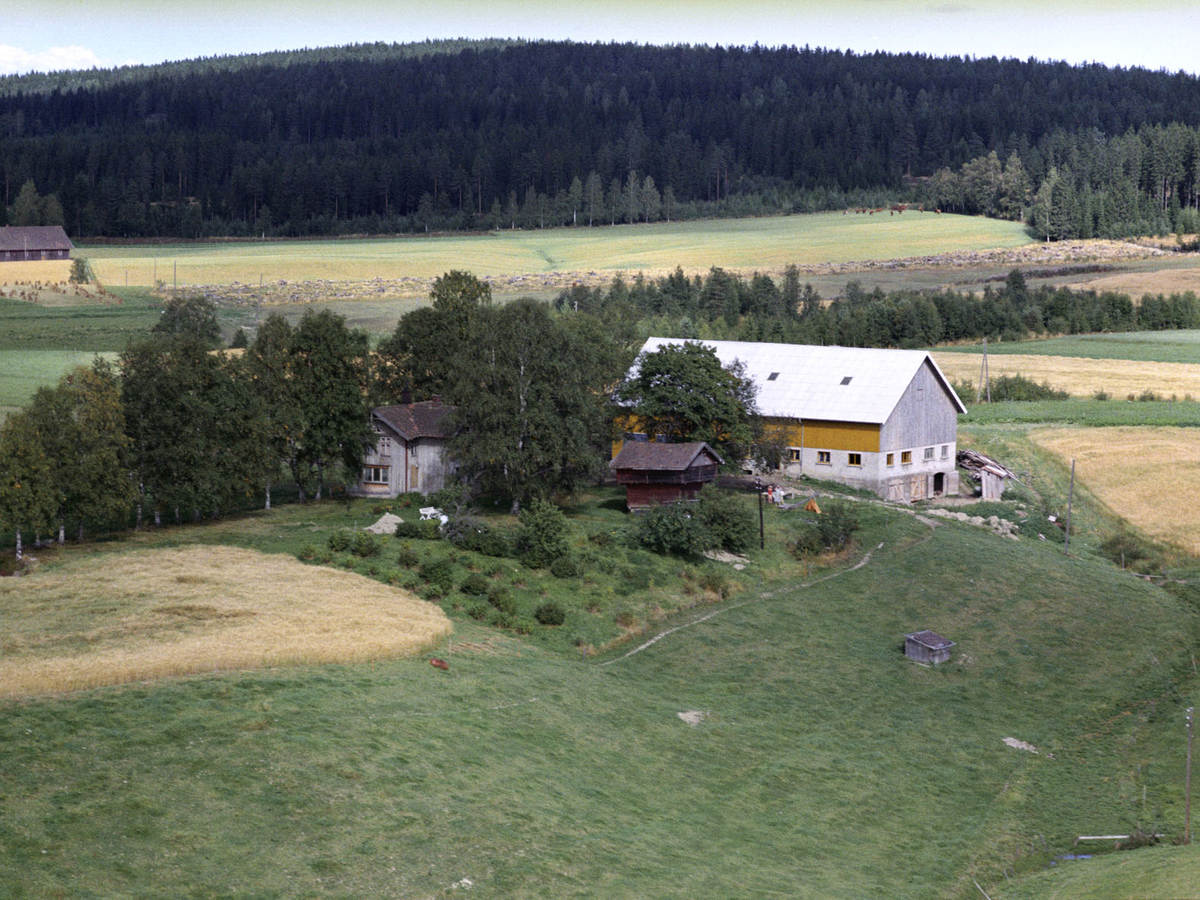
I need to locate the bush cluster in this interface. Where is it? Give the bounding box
[790,500,861,558]
[515,498,570,568]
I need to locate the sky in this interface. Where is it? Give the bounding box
[3,0,1198,78]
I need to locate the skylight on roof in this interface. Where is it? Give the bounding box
[767,372,780,381]
[840,376,853,385]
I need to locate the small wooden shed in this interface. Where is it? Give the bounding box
[609,441,723,511]
[905,630,956,665]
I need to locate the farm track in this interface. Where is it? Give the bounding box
[600,499,944,668]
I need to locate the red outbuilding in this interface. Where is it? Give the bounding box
[609,441,724,511]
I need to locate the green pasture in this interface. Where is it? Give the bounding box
[938,330,1200,364]
[962,398,1200,427]
[80,212,1032,288]
[1006,844,1200,899]
[1,482,1197,898]
[0,350,118,419]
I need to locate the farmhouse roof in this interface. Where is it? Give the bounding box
[905,630,956,651]
[0,225,73,252]
[373,399,454,441]
[635,338,966,423]
[609,441,724,472]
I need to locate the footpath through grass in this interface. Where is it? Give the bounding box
[1,493,1195,898]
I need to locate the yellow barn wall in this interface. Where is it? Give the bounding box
[770,417,880,453]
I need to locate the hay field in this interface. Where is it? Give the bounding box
[1065,258,1200,297]
[79,212,1032,289]
[0,546,451,697]
[1030,426,1200,553]
[932,351,1200,398]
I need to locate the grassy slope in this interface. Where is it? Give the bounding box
[79,213,1031,288]
[0,501,1194,898]
[1004,843,1200,899]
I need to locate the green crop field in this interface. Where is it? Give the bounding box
[1,483,1197,898]
[939,330,1200,365]
[80,212,1033,289]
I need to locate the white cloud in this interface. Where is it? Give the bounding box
[0,44,127,76]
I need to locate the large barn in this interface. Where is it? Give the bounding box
[626,338,967,502]
[0,226,73,262]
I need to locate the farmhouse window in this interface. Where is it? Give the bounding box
[924,447,935,460]
[768,372,780,381]
[378,437,392,456]
[817,450,831,465]
[847,452,862,466]
[363,466,389,484]
[901,451,912,465]
[886,453,894,466]
[788,447,801,462]
[371,420,384,434]
[941,445,949,458]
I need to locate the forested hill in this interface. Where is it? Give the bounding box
[4,40,1200,240]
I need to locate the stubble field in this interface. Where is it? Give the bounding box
[0,545,451,698]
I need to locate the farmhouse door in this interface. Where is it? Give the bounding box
[410,465,420,493]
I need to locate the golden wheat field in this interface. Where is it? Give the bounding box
[0,546,452,698]
[932,352,1200,398]
[1030,426,1200,553]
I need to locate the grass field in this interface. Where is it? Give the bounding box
[0,497,1194,898]
[1029,426,1200,554]
[1006,843,1200,899]
[0,545,450,697]
[962,398,1200,427]
[77,212,1032,289]
[933,351,1200,399]
[938,329,1200,365]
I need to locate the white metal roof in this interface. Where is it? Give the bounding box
[637,338,966,424]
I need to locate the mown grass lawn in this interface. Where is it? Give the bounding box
[1,492,1195,899]
[937,329,1200,365]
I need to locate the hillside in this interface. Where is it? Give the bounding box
[1,490,1196,897]
[3,42,1200,238]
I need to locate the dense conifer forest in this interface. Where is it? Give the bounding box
[4,40,1200,239]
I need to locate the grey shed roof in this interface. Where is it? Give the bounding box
[636,338,966,424]
[905,630,956,650]
[0,226,73,252]
[609,441,724,472]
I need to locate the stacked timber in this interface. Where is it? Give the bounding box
[956,449,1018,500]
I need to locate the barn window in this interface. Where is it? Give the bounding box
[886,453,894,466]
[901,451,912,464]
[847,453,862,466]
[840,376,853,385]
[363,466,389,484]
[788,447,801,462]
[924,447,935,460]
[941,445,949,458]
[817,451,831,464]
[767,372,780,381]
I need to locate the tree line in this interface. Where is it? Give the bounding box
[555,266,1200,349]
[5,41,1200,237]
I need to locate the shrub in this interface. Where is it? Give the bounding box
[587,530,615,548]
[327,529,352,553]
[350,531,381,558]
[460,572,489,595]
[989,373,1068,402]
[487,608,515,629]
[466,601,490,620]
[397,544,420,568]
[418,557,455,594]
[634,503,707,556]
[297,544,317,561]
[535,601,566,626]
[513,616,537,635]
[696,484,756,553]
[515,498,570,568]
[700,571,732,599]
[458,527,511,558]
[488,585,517,615]
[789,525,823,559]
[815,500,861,551]
[395,519,441,540]
[549,555,582,578]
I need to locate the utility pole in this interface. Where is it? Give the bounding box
[1186,706,1194,845]
[754,475,764,550]
[978,337,991,403]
